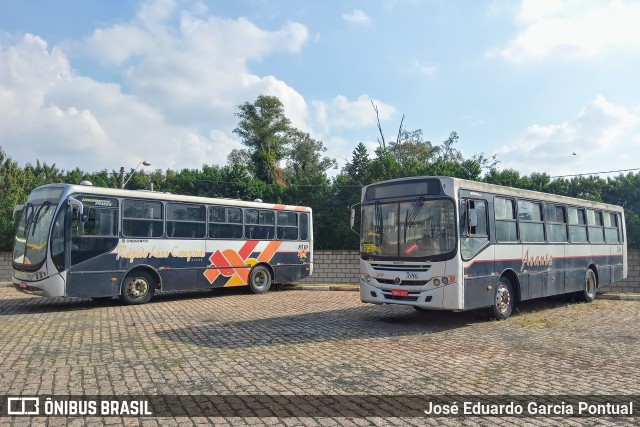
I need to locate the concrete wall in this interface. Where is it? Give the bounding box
[299,250,360,285]
[0,252,12,283]
[2,249,640,292]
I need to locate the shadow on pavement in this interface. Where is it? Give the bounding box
[154,296,574,350]
[0,287,244,315]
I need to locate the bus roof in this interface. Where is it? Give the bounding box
[363,176,624,213]
[32,183,312,212]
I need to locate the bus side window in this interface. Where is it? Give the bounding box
[460,199,488,259]
[568,207,588,243]
[300,213,309,241]
[495,197,517,242]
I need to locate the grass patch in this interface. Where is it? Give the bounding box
[512,315,555,329]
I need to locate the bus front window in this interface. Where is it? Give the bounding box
[361,199,456,258]
[12,187,63,270]
[13,203,56,267]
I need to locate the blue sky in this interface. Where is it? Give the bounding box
[1,0,639,178]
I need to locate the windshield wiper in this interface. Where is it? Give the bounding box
[374,201,383,241]
[403,196,425,243]
[22,203,35,236]
[27,201,51,236]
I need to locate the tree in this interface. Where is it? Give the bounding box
[344,143,370,185]
[227,149,253,174]
[285,130,336,179]
[233,95,292,184]
[388,129,437,165]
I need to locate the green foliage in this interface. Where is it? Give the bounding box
[285,130,337,179]
[233,95,291,184]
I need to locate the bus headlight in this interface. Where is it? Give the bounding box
[361,274,371,284]
[433,278,441,287]
[442,276,449,285]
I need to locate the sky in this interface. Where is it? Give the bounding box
[1,0,640,179]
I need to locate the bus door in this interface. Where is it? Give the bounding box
[65,197,121,298]
[460,196,494,310]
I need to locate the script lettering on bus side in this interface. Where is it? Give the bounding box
[116,245,205,263]
[520,249,553,272]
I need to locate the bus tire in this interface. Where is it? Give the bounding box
[489,276,514,320]
[120,271,155,305]
[580,269,597,302]
[248,265,272,294]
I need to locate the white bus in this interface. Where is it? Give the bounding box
[356,176,626,319]
[12,183,313,304]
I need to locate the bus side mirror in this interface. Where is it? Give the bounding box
[468,208,478,228]
[67,197,85,221]
[350,208,355,228]
[13,204,24,220]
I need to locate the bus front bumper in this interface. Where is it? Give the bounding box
[359,280,450,310]
[13,273,65,298]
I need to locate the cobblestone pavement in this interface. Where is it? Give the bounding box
[0,286,639,426]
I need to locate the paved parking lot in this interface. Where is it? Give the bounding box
[0,285,639,426]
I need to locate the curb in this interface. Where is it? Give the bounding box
[281,284,359,292]
[596,292,640,301]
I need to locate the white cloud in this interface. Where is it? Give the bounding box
[86,25,155,65]
[411,60,437,77]
[311,95,395,134]
[490,0,640,63]
[495,96,640,176]
[0,33,222,171]
[342,9,371,25]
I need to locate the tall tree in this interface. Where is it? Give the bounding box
[285,130,336,179]
[344,143,370,185]
[388,129,437,165]
[233,95,292,184]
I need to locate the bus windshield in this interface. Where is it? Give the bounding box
[13,187,64,268]
[361,198,456,258]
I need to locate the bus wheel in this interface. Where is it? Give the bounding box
[490,276,514,320]
[248,265,272,294]
[120,271,155,305]
[580,269,597,302]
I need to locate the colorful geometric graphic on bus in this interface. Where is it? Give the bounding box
[203,240,282,286]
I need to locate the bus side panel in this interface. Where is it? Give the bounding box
[611,243,625,282]
[273,265,311,283]
[564,245,592,293]
[66,253,121,298]
[546,245,566,297]
[462,246,495,310]
[66,271,122,298]
[272,242,312,283]
[160,269,202,291]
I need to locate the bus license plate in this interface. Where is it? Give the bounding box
[392,289,408,297]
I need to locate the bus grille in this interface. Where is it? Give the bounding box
[376,279,428,286]
[371,264,431,272]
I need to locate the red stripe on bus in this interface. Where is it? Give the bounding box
[239,240,259,259]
